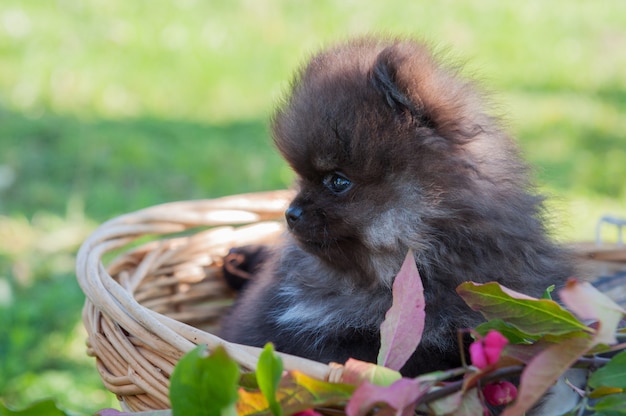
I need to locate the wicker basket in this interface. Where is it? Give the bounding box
[76,189,626,412]
[76,190,344,412]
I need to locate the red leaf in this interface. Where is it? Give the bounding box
[559,278,625,345]
[345,378,432,416]
[501,335,593,416]
[377,249,425,370]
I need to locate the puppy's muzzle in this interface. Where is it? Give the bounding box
[285,205,303,229]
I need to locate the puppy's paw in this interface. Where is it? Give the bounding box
[222,245,270,291]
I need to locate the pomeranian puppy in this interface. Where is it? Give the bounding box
[220,37,572,377]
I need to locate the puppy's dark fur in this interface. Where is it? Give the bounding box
[220,37,572,376]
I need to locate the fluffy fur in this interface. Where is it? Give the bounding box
[220,37,572,377]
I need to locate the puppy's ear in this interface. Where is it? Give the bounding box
[370,47,434,128]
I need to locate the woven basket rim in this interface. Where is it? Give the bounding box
[76,190,345,411]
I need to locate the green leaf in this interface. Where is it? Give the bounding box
[541,285,555,300]
[457,282,591,336]
[590,350,626,389]
[377,249,426,371]
[0,400,69,416]
[239,372,260,389]
[474,319,539,344]
[170,345,240,416]
[256,343,284,416]
[592,393,626,413]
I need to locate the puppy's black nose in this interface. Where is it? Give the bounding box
[285,206,303,228]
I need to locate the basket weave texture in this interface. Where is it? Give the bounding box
[76,190,342,412]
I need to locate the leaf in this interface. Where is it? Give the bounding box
[345,378,433,416]
[279,371,354,414]
[170,345,240,416]
[592,393,626,412]
[503,340,557,364]
[237,389,270,415]
[426,389,465,415]
[475,319,538,344]
[0,400,70,416]
[257,343,284,416]
[237,371,354,415]
[377,249,425,370]
[559,278,626,345]
[590,386,625,399]
[342,358,402,386]
[457,282,591,336]
[542,285,555,300]
[589,350,626,389]
[239,372,260,389]
[501,335,593,416]
[447,388,485,416]
[427,388,484,416]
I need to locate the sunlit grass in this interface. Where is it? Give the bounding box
[0,206,116,412]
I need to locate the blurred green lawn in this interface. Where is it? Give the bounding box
[1,0,625,414]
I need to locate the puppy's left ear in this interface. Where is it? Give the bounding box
[370,47,434,128]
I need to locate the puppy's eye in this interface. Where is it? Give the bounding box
[323,173,352,194]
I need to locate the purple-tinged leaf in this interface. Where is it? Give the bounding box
[345,377,433,416]
[503,340,556,364]
[559,278,626,345]
[96,411,123,416]
[377,249,425,370]
[501,335,593,416]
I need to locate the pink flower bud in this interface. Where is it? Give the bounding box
[292,410,323,416]
[482,381,518,406]
[469,330,509,369]
[469,340,488,369]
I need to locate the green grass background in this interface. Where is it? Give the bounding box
[0,0,624,413]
